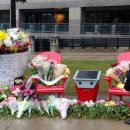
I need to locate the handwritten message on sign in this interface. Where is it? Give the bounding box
[0,52,28,87]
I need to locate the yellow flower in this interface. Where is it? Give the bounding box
[25,40,29,43]
[105,102,109,107]
[1,92,4,94]
[64,67,70,75]
[5,48,8,51]
[21,33,27,38]
[19,101,23,104]
[11,91,14,94]
[109,101,115,106]
[105,101,115,107]
[10,46,18,52]
[5,87,8,90]
[4,98,7,101]
[0,31,7,41]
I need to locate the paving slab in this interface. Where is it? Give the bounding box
[0,119,15,130]
[6,117,130,130]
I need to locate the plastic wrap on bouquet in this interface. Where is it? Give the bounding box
[36,66,43,79]
[106,68,121,83]
[0,51,28,87]
[8,100,18,115]
[46,95,77,119]
[42,61,50,81]
[17,100,32,118]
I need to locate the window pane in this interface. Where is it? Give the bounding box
[48,13,54,23]
[86,12,95,23]
[29,13,35,23]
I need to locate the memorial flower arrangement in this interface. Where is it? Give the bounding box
[0,91,129,120]
[105,61,130,89]
[0,28,30,54]
[29,55,70,83]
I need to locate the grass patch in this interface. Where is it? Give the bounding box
[25,60,116,95]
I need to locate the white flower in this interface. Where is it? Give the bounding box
[32,55,48,67]
[15,79,23,84]
[8,32,17,41]
[84,100,94,107]
[4,38,13,47]
[13,88,20,96]
[2,94,7,98]
[8,28,19,34]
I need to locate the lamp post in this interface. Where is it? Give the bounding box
[10,0,16,28]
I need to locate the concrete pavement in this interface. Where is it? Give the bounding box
[1,117,130,130]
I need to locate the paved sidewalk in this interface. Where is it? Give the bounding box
[1,117,130,130]
[29,52,119,60]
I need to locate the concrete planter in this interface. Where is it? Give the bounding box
[0,51,29,87]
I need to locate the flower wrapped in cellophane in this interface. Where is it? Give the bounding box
[17,100,32,118]
[105,61,130,84]
[42,61,50,81]
[8,99,18,115]
[29,55,48,78]
[44,95,77,119]
[53,64,67,79]
[106,68,122,83]
[27,53,70,88]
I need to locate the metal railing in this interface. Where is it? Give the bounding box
[59,37,130,49]
[1,23,130,35]
[82,24,130,35]
[0,23,10,30]
[19,23,69,33]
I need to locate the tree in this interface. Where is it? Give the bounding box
[10,0,27,28]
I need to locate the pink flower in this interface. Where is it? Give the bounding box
[0,88,3,93]
[120,101,125,105]
[14,41,20,47]
[0,101,8,108]
[8,94,16,97]
[33,95,36,98]
[96,99,105,104]
[21,88,35,97]
[115,101,120,106]
[9,85,21,92]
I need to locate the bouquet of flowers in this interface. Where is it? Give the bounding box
[0,28,30,54]
[41,61,51,81]
[0,84,10,102]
